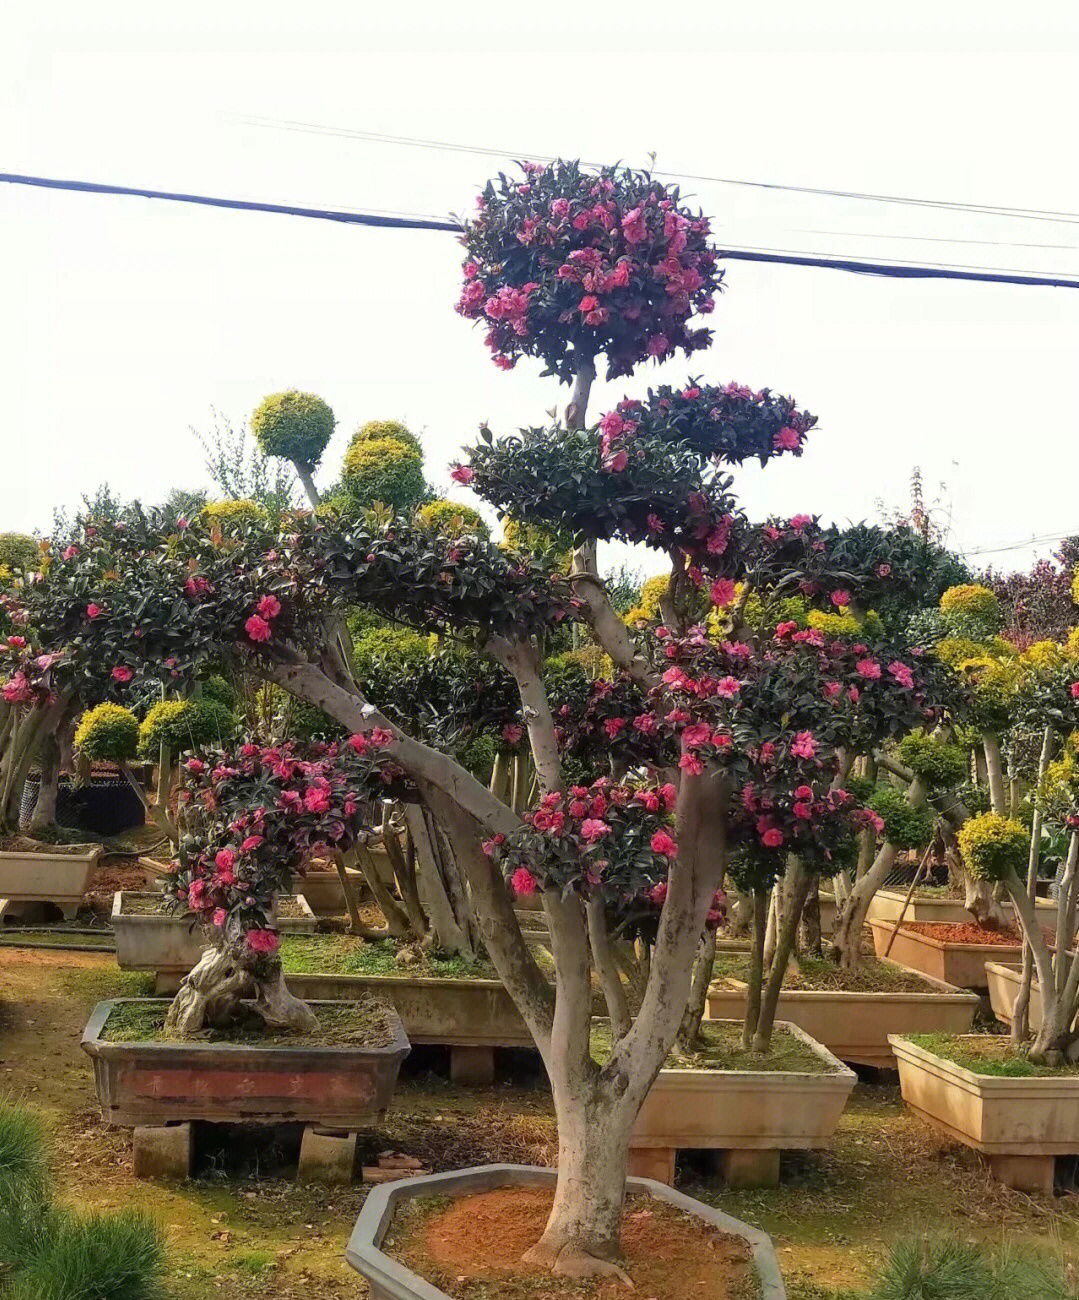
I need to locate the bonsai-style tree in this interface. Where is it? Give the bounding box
[250,390,336,508]
[20,161,950,1279]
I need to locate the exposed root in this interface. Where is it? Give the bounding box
[522,1239,633,1286]
[250,966,318,1033]
[165,942,316,1037]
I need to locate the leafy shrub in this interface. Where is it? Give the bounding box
[868,785,935,850]
[939,583,1004,639]
[250,390,335,470]
[0,533,39,574]
[202,498,266,528]
[352,624,430,677]
[501,515,574,561]
[897,732,968,789]
[416,499,490,538]
[807,608,885,639]
[201,673,238,709]
[137,697,236,757]
[340,438,426,512]
[349,418,422,454]
[957,812,1028,882]
[73,703,140,762]
[957,781,992,815]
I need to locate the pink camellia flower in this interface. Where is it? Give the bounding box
[212,908,228,928]
[256,594,281,620]
[856,658,882,680]
[240,834,264,853]
[793,801,814,820]
[848,685,860,702]
[481,833,506,858]
[888,660,915,688]
[621,206,647,244]
[603,717,628,739]
[246,929,280,954]
[176,516,189,530]
[761,827,785,849]
[2,675,32,704]
[579,818,611,843]
[646,334,670,357]
[715,676,742,699]
[790,730,817,760]
[501,723,524,745]
[347,733,368,754]
[511,866,538,896]
[304,787,331,814]
[877,563,892,577]
[773,426,801,452]
[1071,681,1079,699]
[215,848,236,872]
[186,758,205,774]
[111,665,133,683]
[788,514,812,532]
[646,513,666,533]
[85,603,102,619]
[244,614,272,643]
[710,577,736,607]
[450,464,474,484]
[679,752,705,776]
[830,589,851,608]
[650,829,678,858]
[649,881,668,906]
[602,448,629,473]
[7,635,26,648]
[62,545,79,560]
[369,727,395,747]
[861,809,886,835]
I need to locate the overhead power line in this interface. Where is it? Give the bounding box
[232,113,1079,226]
[3,172,1079,289]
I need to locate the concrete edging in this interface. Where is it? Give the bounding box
[345,1163,786,1299]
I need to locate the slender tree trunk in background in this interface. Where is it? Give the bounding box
[28,730,61,832]
[489,751,511,804]
[293,463,320,509]
[799,878,822,957]
[743,889,768,1049]
[726,886,753,936]
[677,927,717,1051]
[1014,733,1054,1041]
[754,861,811,1051]
[380,806,429,939]
[587,899,631,1040]
[983,733,1007,816]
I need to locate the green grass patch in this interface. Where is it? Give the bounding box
[279,933,503,981]
[711,951,937,995]
[590,1018,834,1073]
[868,1236,1075,1299]
[99,995,397,1048]
[0,929,116,951]
[906,1033,1079,1078]
[55,966,154,1003]
[230,1248,276,1274]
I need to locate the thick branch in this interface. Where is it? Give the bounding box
[488,636,564,796]
[569,544,659,691]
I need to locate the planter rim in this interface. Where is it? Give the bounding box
[0,843,102,864]
[868,918,1022,955]
[889,1033,1079,1099]
[653,1019,855,1085]
[82,997,410,1065]
[285,969,507,992]
[113,889,316,925]
[345,1163,787,1300]
[710,962,978,1005]
[875,887,1054,909]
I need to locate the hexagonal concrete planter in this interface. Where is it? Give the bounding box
[868,888,1055,927]
[706,969,979,1068]
[869,918,1020,989]
[0,843,101,919]
[627,1021,855,1187]
[890,1033,1079,1194]
[82,997,410,1129]
[345,1164,787,1300]
[112,891,318,988]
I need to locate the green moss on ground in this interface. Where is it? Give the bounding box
[711,952,939,995]
[279,934,503,981]
[590,1019,833,1073]
[906,1033,1079,1077]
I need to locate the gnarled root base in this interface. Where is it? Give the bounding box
[521,1237,632,1285]
[165,943,317,1037]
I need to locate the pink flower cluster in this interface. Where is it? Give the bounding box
[245,593,282,644]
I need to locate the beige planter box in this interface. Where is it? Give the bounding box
[984,960,1075,1036]
[706,968,979,1068]
[868,888,1055,927]
[112,891,317,985]
[890,1033,1079,1193]
[300,866,371,916]
[0,843,101,919]
[869,918,1020,989]
[627,1021,855,1187]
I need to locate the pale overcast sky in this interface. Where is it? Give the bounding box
[2,1,1076,578]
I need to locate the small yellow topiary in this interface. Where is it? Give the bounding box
[940,583,1001,620]
[416,499,489,539]
[202,499,266,527]
[74,703,140,763]
[341,438,426,512]
[957,811,1028,882]
[349,419,422,454]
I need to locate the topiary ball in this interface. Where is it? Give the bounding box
[957,811,1028,882]
[74,703,140,763]
[867,785,935,851]
[897,732,968,790]
[137,697,236,757]
[340,438,426,512]
[349,419,422,454]
[0,533,40,574]
[202,499,266,530]
[416,499,490,539]
[250,391,335,470]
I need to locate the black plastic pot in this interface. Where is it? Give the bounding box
[21,775,144,837]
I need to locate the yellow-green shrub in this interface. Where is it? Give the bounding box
[897,732,968,790]
[137,697,236,757]
[250,390,335,469]
[349,419,422,454]
[957,811,1028,882]
[341,438,425,512]
[74,704,139,762]
[416,500,489,539]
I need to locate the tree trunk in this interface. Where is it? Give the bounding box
[799,877,822,956]
[726,886,753,937]
[164,941,316,1037]
[962,873,1010,929]
[754,861,811,1051]
[677,927,716,1051]
[983,733,1007,815]
[28,731,61,832]
[743,889,767,1049]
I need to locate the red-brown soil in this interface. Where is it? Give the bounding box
[391,1186,755,1298]
[900,921,1031,946]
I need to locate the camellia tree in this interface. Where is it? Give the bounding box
[15,161,955,1279]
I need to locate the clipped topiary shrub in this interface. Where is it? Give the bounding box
[137,697,236,757]
[868,785,935,850]
[957,811,1028,882]
[200,673,238,710]
[352,623,430,677]
[897,731,968,790]
[349,418,422,454]
[0,533,40,574]
[202,499,267,529]
[73,703,140,763]
[939,582,1004,639]
[416,499,490,538]
[340,438,426,512]
[250,390,335,471]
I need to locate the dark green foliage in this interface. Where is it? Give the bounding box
[897,732,968,789]
[868,785,935,850]
[0,532,39,574]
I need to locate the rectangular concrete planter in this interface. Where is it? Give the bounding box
[82,997,410,1128]
[868,888,1055,927]
[301,864,374,916]
[345,1164,787,1300]
[705,968,979,1068]
[890,1033,1079,1193]
[868,918,1020,989]
[113,891,317,980]
[984,960,1073,1035]
[0,843,101,918]
[626,1021,854,1186]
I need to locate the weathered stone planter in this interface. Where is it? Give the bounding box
[0,843,101,919]
[301,865,374,915]
[869,918,1020,989]
[626,1021,855,1187]
[83,997,409,1129]
[706,969,979,1068]
[345,1164,787,1300]
[868,888,1055,927]
[112,891,317,989]
[890,1033,1079,1194]
[287,970,534,1084]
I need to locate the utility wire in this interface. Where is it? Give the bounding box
[232,113,1079,226]
[4,172,1079,289]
